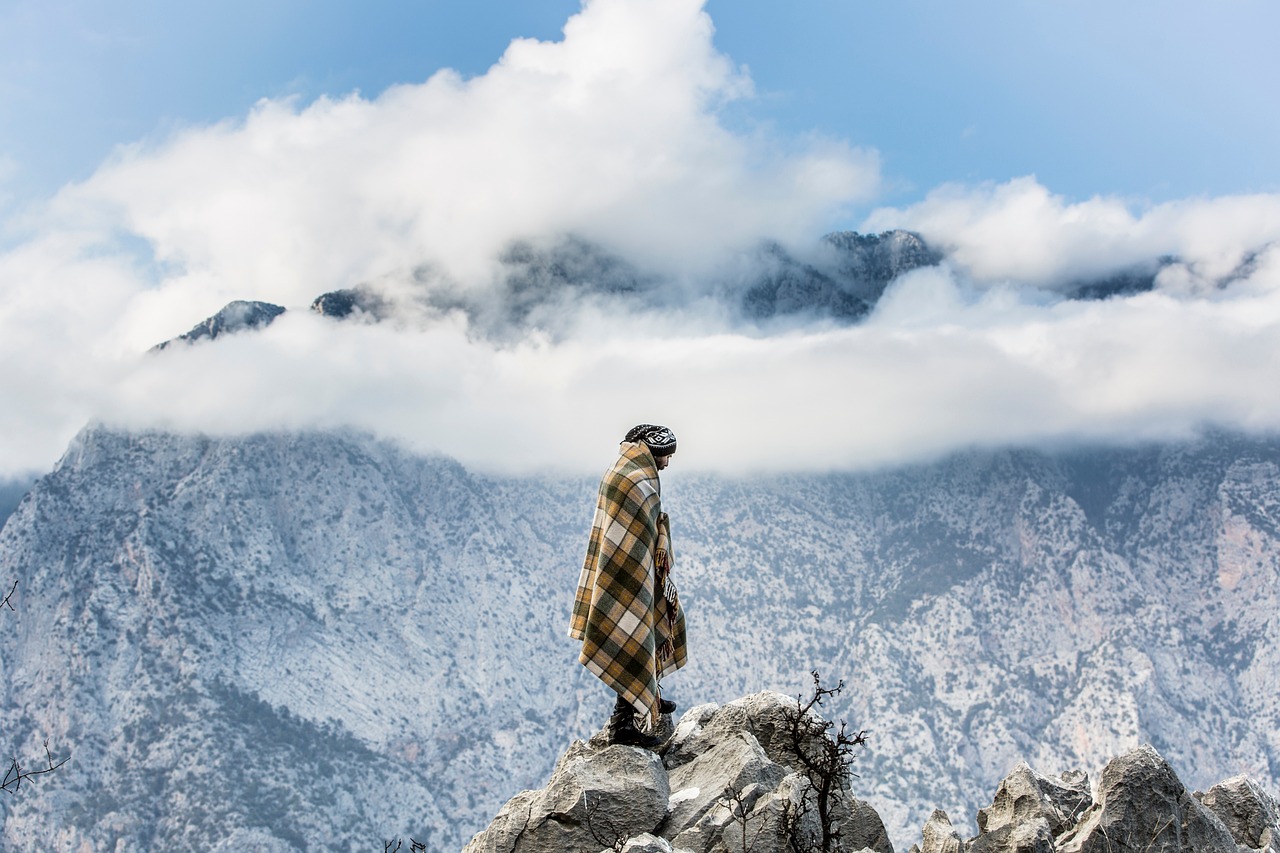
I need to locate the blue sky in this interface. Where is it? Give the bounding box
[3,0,1280,478]
[3,0,1277,214]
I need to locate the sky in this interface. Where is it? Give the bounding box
[2,0,1280,478]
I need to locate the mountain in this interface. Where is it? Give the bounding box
[737,230,943,322]
[3,427,1280,850]
[148,231,1205,351]
[0,475,36,532]
[151,300,286,350]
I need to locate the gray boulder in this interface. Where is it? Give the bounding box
[1197,776,1280,852]
[463,740,669,853]
[661,692,891,853]
[600,833,691,853]
[662,730,788,846]
[913,809,964,853]
[466,691,894,853]
[1056,744,1244,853]
[971,762,1091,849]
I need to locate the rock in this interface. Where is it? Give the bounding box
[467,692,896,853]
[1196,776,1280,851]
[918,809,964,853]
[463,740,669,853]
[660,692,891,853]
[839,794,896,853]
[1056,744,1243,853]
[975,762,1092,840]
[588,712,678,750]
[661,731,787,841]
[602,833,685,853]
[961,761,1088,853]
[965,821,1054,853]
[662,731,788,853]
[662,692,817,776]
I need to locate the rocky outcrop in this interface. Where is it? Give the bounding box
[1199,776,1280,852]
[466,718,1280,853]
[463,692,894,853]
[910,745,1280,853]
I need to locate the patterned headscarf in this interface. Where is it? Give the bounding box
[624,424,677,457]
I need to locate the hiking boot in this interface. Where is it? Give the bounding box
[611,717,663,749]
[659,698,677,714]
[608,704,663,750]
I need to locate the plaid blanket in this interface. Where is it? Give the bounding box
[569,441,688,726]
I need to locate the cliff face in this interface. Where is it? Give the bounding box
[3,427,1280,850]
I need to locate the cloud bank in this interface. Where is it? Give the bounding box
[3,0,1280,479]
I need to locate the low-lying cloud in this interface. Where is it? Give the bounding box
[3,0,1280,480]
[864,178,1280,291]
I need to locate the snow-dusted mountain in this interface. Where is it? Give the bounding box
[2,426,1278,850]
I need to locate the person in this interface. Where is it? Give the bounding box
[569,424,687,748]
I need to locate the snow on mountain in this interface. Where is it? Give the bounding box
[2,427,1279,850]
[151,300,287,351]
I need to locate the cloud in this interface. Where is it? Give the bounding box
[864,177,1280,289]
[37,0,876,326]
[70,245,1280,478]
[4,2,1280,480]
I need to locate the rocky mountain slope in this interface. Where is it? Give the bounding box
[2,427,1279,850]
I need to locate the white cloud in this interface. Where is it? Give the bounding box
[864,177,1280,289]
[66,247,1280,478]
[37,0,876,333]
[4,4,1280,480]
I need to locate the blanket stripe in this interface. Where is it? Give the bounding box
[570,441,687,726]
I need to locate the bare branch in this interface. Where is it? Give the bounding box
[776,670,869,852]
[2,740,70,795]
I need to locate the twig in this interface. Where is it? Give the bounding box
[2,740,70,795]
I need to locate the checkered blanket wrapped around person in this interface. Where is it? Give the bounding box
[569,441,688,727]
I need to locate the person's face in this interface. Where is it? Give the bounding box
[655,452,673,471]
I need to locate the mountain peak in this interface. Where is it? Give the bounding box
[151,299,285,351]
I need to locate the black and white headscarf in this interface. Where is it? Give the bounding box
[624,424,677,457]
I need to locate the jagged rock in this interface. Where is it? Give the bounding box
[975,762,1092,840]
[964,821,1053,853]
[915,809,964,853]
[662,732,787,851]
[151,299,285,350]
[467,693,893,853]
[1056,744,1244,853]
[839,794,897,853]
[660,692,891,853]
[1197,776,1280,851]
[602,832,688,853]
[905,748,1280,853]
[662,693,809,774]
[462,740,669,853]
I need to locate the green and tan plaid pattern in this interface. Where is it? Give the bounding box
[570,441,688,725]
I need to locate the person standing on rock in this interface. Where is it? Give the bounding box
[569,424,688,749]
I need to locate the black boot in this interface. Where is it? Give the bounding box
[660,698,677,714]
[609,696,662,749]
